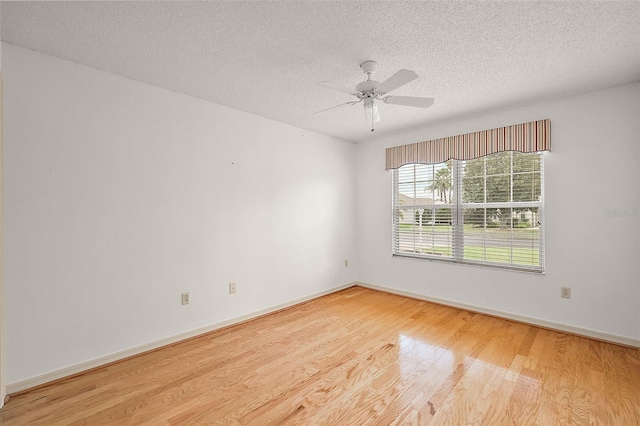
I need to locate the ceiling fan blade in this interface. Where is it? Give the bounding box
[383,96,435,108]
[313,100,361,115]
[317,81,359,95]
[376,69,419,94]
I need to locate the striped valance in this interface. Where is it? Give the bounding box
[385,119,550,170]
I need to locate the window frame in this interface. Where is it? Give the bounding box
[391,151,545,273]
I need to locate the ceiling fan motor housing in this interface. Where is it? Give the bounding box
[355,80,380,96]
[357,60,380,98]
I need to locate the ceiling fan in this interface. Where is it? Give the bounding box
[315,61,435,132]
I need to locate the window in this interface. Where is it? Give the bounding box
[392,151,544,272]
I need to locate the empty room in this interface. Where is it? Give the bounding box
[0,1,639,425]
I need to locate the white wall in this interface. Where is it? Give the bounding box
[0,5,6,405]
[2,43,357,385]
[356,83,640,341]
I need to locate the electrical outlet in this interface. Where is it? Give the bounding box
[229,282,237,294]
[561,287,571,299]
[344,259,349,268]
[181,292,190,305]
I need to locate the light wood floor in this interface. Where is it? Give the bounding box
[1,287,639,425]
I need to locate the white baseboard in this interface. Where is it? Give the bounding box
[6,282,357,395]
[356,281,640,348]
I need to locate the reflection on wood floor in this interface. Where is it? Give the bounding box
[1,286,639,425]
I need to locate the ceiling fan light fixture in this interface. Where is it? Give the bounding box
[363,98,380,131]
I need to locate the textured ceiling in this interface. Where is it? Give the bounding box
[2,1,639,143]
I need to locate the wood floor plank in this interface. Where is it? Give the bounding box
[427,321,527,425]
[570,335,593,425]
[391,316,498,424]
[1,286,638,425]
[479,324,537,424]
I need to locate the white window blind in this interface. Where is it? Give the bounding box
[392,151,544,272]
